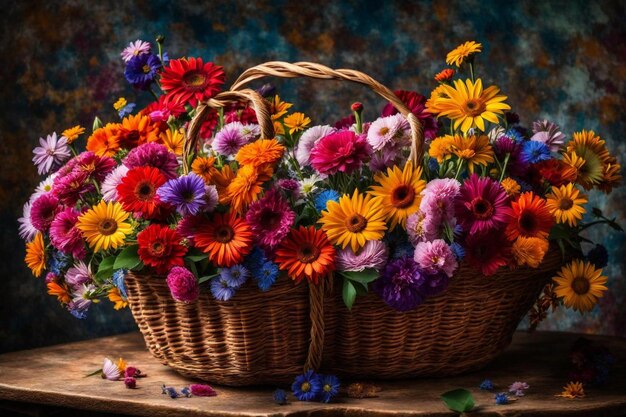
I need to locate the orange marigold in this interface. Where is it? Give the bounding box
[86,123,121,157]
[235,139,285,167]
[191,156,218,183]
[225,164,273,213]
[117,113,161,149]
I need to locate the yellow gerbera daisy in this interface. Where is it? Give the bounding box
[108,287,128,310]
[369,161,426,230]
[61,125,86,144]
[553,260,607,312]
[270,95,293,121]
[433,78,511,133]
[565,130,611,189]
[546,183,587,226]
[449,134,494,173]
[501,177,521,197]
[556,382,585,399]
[319,189,388,252]
[425,84,450,115]
[161,128,185,156]
[446,41,482,67]
[283,112,311,135]
[76,201,133,253]
[25,232,46,278]
[428,135,455,163]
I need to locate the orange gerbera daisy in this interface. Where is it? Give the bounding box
[86,123,121,157]
[47,281,71,304]
[512,236,549,268]
[434,68,455,82]
[194,212,253,267]
[25,232,46,277]
[506,192,554,241]
[191,156,218,183]
[275,226,336,284]
[235,139,285,167]
[212,164,236,203]
[225,164,273,213]
[117,113,161,149]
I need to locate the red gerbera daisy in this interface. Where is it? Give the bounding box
[275,226,336,284]
[464,231,511,276]
[137,224,187,274]
[116,166,167,218]
[505,191,554,241]
[160,57,225,107]
[194,212,253,267]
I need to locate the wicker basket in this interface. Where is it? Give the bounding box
[124,62,565,386]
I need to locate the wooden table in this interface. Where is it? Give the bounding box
[0,331,624,417]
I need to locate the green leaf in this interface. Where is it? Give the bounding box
[340,269,379,284]
[94,256,116,282]
[185,258,199,279]
[92,116,103,132]
[441,388,475,413]
[113,244,142,270]
[184,248,208,262]
[198,274,219,284]
[342,278,357,310]
[84,368,102,378]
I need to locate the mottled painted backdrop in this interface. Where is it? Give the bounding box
[1,0,624,353]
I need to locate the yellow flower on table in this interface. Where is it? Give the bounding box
[556,381,585,399]
[76,201,133,253]
[546,183,587,226]
[446,41,482,67]
[552,260,607,313]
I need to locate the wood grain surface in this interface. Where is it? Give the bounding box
[0,331,624,417]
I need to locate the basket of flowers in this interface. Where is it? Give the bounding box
[21,39,622,386]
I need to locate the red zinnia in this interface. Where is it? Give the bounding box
[505,192,554,241]
[160,57,225,106]
[464,231,511,276]
[116,166,167,218]
[137,224,187,274]
[275,226,336,284]
[194,212,253,267]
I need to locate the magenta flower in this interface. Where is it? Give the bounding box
[455,174,511,235]
[295,125,336,166]
[310,131,370,175]
[52,170,95,205]
[336,240,388,272]
[366,114,410,151]
[32,133,71,175]
[509,381,530,397]
[49,207,86,259]
[121,40,151,62]
[176,215,204,245]
[413,239,458,278]
[419,178,461,223]
[166,266,200,303]
[381,90,439,140]
[212,122,248,156]
[73,152,116,182]
[123,142,179,179]
[245,189,295,250]
[30,194,61,232]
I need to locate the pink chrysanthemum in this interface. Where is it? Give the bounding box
[123,142,179,179]
[49,207,86,259]
[30,194,61,232]
[18,201,38,241]
[121,40,151,62]
[455,174,511,235]
[295,125,336,166]
[366,114,410,151]
[32,132,71,175]
[419,178,461,223]
[413,239,458,278]
[101,165,129,202]
[212,122,248,156]
[406,210,439,245]
[310,131,370,175]
[53,170,95,206]
[245,189,295,250]
[65,261,92,290]
[336,240,388,272]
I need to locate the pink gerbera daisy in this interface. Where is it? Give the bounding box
[455,174,511,235]
[101,165,129,202]
[245,189,295,250]
[121,40,151,62]
[310,131,371,175]
[49,207,87,259]
[30,194,61,232]
[413,239,458,278]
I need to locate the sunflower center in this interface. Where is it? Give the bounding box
[297,243,320,263]
[183,71,209,89]
[571,276,590,295]
[345,214,368,233]
[98,218,118,236]
[463,99,485,117]
[519,211,536,232]
[150,241,165,256]
[470,197,494,219]
[135,181,155,201]
[301,382,311,392]
[214,224,234,243]
[391,185,415,208]
[559,198,574,210]
[259,209,281,230]
[142,64,151,74]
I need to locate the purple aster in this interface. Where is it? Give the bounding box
[125,53,161,90]
[212,122,248,156]
[121,40,151,62]
[245,190,295,250]
[292,370,323,402]
[373,256,426,311]
[30,194,61,232]
[18,201,38,241]
[49,207,87,259]
[65,261,92,289]
[157,173,207,216]
[336,240,388,272]
[32,133,71,175]
[123,142,179,179]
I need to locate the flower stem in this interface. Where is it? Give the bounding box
[454,159,464,180]
[498,153,511,182]
[469,61,475,83]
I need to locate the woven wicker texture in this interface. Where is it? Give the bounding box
[125,62,565,385]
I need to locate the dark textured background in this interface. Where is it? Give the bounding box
[1,0,624,353]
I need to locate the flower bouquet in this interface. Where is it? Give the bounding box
[21,38,621,385]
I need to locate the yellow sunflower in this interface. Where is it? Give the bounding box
[270,95,293,121]
[428,135,455,163]
[108,287,128,310]
[432,78,511,133]
[446,41,482,67]
[161,128,185,155]
[77,201,133,253]
[25,232,46,277]
[369,161,426,230]
[283,112,311,135]
[553,260,608,312]
[546,183,587,226]
[319,189,387,252]
[598,162,622,193]
[449,134,494,173]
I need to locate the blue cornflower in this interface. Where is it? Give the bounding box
[112,269,128,298]
[162,385,180,399]
[210,277,237,301]
[220,265,249,288]
[257,262,279,292]
[314,189,340,212]
[450,242,466,261]
[180,387,191,397]
[125,53,161,90]
[494,392,509,405]
[244,247,267,271]
[428,158,439,174]
[586,244,609,269]
[505,127,526,142]
[69,307,87,320]
[47,251,69,275]
[291,370,322,402]
[118,102,136,118]
[479,379,494,390]
[319,374,340,403]
[521,141,551,164]
[273,388,288,405]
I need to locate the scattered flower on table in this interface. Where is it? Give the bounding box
[124,377,137,389]
[508,381,529,396]
[557,381,585,399]
[346,382,381,398]
[101,358,121,381]
[292,370,322,402]
[319,374,341,403]
[162,385,180,399]
[273,388,288,405]
[479,379,494,391]
[494,392,509,405]
[190,383,217,397]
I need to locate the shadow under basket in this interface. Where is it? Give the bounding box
[124,248,563,386]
